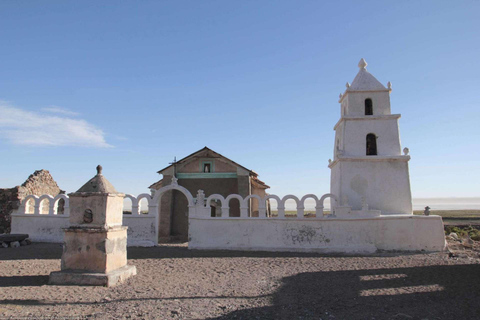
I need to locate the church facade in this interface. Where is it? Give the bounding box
[149,147,269,241]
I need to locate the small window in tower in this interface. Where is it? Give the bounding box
[203,163,211,173]
[366,134,377,156]
[365,98,373,115]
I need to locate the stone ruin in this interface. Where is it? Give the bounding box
[0,170,64,234]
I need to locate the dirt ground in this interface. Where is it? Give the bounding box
[1,240,480,320]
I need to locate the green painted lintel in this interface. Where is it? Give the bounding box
[177,173,237,179]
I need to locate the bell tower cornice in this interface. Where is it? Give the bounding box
[333,114,401,130]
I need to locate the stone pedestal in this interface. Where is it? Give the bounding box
[49,166,136,287]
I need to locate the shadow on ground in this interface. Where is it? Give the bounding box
[1,265,479,319]
[0,275,49,287]
[211,264,480,319]
[0,243,63,260]
[0,242,424,261]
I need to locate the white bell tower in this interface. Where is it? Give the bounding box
[329,59,412,215]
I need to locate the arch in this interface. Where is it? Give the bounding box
[244,194,264,217]
[150,185,194,242]
[319,193,339,217]
[205,194,226,209]
[124,194,138,215]
[124,194,139,207]
[153,185,194,207]
[300,194,319,218]
[53,194,69,215]
[38,195,54,215]
[281,195,300,218]
[53,194,69,207]
[23,195,39,207]
[225,194,244,205]
[23,195,39,214]
[366,133,377,156]
[226,194,245,217]
[300,194,319,207]
[281,195,300,208]
[264,195,282,218]
[365,98,373,115]
[137,193,153,207]
[56,198,65,215]
[135,194,151,215]
[205,194,227,217]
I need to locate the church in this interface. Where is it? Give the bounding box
[10,59,446,252]
[149,147,270,241]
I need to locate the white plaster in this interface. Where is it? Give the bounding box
[191,193,338,220]
[11,193,161,247]
[189,215,446,253]
[11,194,71,242]
[123,215,156,247]
[119,193,158,246]
[10,213,69,242]
[330,59,413,215]
[330,158,412,214]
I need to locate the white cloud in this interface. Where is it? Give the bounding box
[0,103,112,148]
[41,106,80,116]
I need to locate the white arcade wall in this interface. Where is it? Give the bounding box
[188,191,446,253]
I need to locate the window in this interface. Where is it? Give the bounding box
[366,134,377,155]
[203,163,211,173]
[200,160,214,173]
[365,98,373,115]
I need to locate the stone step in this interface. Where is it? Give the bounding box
[0,234,29,243]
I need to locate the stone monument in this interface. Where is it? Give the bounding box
[49,165,136,287]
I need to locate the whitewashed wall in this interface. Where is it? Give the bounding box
[11,194,70,242]
[189,215,446,253]
[189,191,446,253]
[123,193,157,247]
[11,193,160,247]
[123,215,156,247]
[10,181,447,253]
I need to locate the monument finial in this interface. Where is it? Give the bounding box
[358,58,367,70]
[96,165,103,175]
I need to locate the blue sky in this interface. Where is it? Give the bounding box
[0,1,479,199]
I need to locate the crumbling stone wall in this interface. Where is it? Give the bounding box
[0,188,20,234]
[0,170,64,234]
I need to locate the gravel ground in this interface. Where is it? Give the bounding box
[1,241,480,320]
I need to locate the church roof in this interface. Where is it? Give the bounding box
[148,179,163,189]
[348,58,387,91]
[251,175,270,189]
[157,147,256,176]
[154,147,269,189]
[75,165,119,193]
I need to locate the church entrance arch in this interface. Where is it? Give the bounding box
[152,178,195,242]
